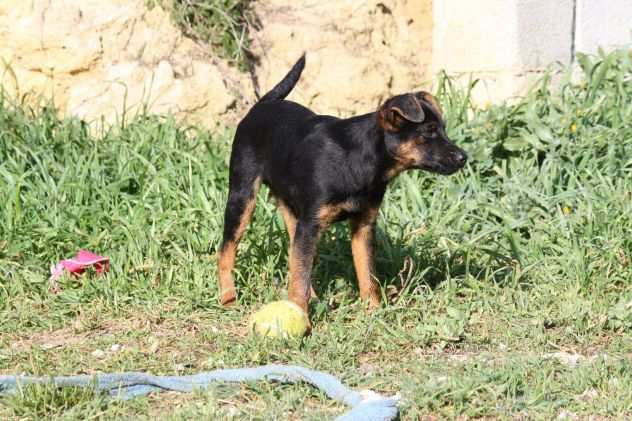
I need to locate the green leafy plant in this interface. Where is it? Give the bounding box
[166,0,255,71]
[3,383,106,419]
[0,48,631,419]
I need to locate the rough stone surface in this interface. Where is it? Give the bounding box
[0,0,252,128]
[250,0,433,117]
[2,0,628,125]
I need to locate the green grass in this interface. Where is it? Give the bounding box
[3,383,106,419]
[1,48,631,419]
[157,0,254,71]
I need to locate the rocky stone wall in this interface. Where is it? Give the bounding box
[0,0,252,128]
[250,0,433,116]
[0,0,432,127]
[6,0,627,127]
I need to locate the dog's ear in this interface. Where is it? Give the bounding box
[415,91,443,116]
[379,94,425,131]
[390,94,425,123]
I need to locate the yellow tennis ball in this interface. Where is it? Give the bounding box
[250,300,309,338]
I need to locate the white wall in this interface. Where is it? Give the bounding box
[575,0,632,54]
[432,0,632,103]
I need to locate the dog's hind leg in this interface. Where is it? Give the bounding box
[278,201,318,300]
[287,221,320,323]
[218,151,261,306]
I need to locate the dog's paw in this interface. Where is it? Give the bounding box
[219,288,238,306]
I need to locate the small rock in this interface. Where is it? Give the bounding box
[110,343,122,352]
[148,338,160,354]
[91,349,106,359]
[72,319,84,331]
[579,388,598,401]
[40,343,59,350]
[545,352,582,367]
[557,409,578,420]
[448,354,469,362]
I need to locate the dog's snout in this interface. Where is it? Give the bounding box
[453,150,467,166]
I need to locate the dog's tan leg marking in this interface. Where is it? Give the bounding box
[278,200,318,300]
[218,241,238,305]
[316,200,359,229]
[316,203,343,229]
[287,222,320,329]
[288,245,309,312]
[278,200,297,245]
[350,207,381,308]
[218,177,261,305]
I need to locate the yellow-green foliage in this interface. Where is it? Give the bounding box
[1,48,631,419]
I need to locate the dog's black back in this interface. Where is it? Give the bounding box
[235,99,388,219]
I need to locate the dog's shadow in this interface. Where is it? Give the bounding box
[238,209,518,305]
[309,223,517,303]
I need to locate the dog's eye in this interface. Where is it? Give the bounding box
[424,123,438,137]
[414,136,426,145]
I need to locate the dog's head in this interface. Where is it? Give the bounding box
[377,92,467,175]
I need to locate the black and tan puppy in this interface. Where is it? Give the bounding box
[218,54,467,324]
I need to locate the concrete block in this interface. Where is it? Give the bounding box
[432,0,574,103]
[575,0,632,54]
[515,0,574,67]
[433,0,573,73]
[433,0,521,73]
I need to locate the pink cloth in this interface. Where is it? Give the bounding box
[50,249,109,281]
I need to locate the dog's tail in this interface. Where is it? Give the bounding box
[258,54,306,103]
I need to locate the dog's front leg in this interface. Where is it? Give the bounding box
[350,208,381,308]
[288,221,319,322]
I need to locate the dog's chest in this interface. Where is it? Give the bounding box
[316,195,374,228]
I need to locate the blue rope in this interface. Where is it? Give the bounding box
[0,364,398,421]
